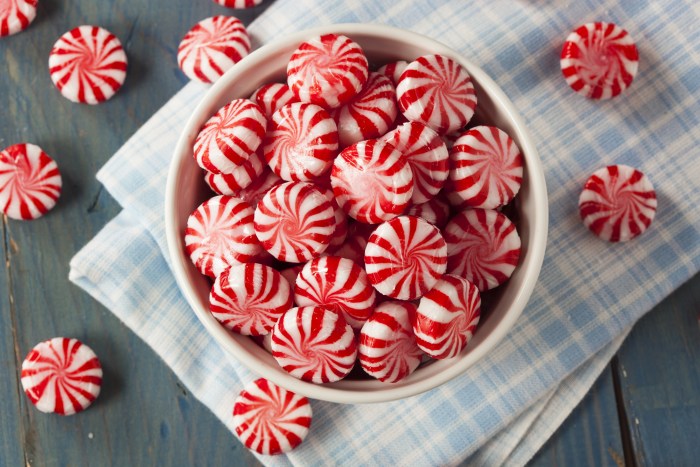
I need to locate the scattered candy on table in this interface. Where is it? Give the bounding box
[0,0,37,37]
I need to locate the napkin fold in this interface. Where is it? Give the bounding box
[70,0,700,465]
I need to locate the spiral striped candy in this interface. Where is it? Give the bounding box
[207,166,281,205]
[194,98,266,174]
[250,83,298,118]
[254,181,335,262]
[21,337,102,415]
[449,126,523,209]
[405,195,451,229]
[1,0,36,36]
[48,26,128,104]
[295,256,376,329]
[287,33,369,109]
[210,263,293,336]
[359,301,422,383]
[214,0,263,8]
[204,146,265,195]
[376,60,408,86]
[396,54,476,135]
[331,139,413,224]
[233,378,312,455]
[263,103,338,181]
[0,143,62,220]
[444,208,521,291]
[579,164,656,242]
[413,274,481,359]
[561,22,639,100]
[185,195,263,278]
[365,215,447,300]
[271,306,357,383]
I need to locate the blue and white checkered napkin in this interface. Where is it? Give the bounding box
[69,0,700,464]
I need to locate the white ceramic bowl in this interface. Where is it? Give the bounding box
[166,24,548,404]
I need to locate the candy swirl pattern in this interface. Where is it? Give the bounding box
[0,0,37,36]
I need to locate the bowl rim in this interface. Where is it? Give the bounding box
[165,23,548,404]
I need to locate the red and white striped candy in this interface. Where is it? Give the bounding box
[365,215,447,300]
[317,186,348,249]
[444,208,521,291]
[21,337,102,415]
[204,146,265,195]
[404,195,451,229]
[449,126,524,209]
[359,301,422,383]
[207,166,281,205]
[413,274,481,359]
[0,143,62,220]
[561,22,639,100]
[250,83,298,119]
[193,98,266,174]
[177,16,250,84]
[579,164,656,242]
[1,0,37,36]
[185,195,263,278]
[271,306,357,383]
[48,26,128,104]
[233,378,312,456]
[214,0,263,8]
[294,256,375,329]
[263,103,338,181]
[254,181,335,262]
[210,263,293,336]
[331,72,398,148]
[376,60,408,86]
[381,121,449,204]
[331,139,414,224]
[397,54,477,135]
[287,33,369,109]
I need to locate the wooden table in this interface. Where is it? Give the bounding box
[1,2,698,465]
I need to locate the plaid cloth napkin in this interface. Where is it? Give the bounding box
[69,0,700,465]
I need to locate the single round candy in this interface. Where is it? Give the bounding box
[1,0,37,36]
[214,0,263,8]
[444,208,521,291]
[295,256,376,329]
[204,146,265,195]
[271,306,357,383]
[579,164,656,242]
[20,337,102,415]
[365,215,447,300]
[48,26,127,104]
[449,126,523,209]
[185,195,263,278]
[263,103,338,181]
[413,274,481,359]
[561,22,639,99]
[331,139,414,224]
[396,54,476,134]
[233,378,312,455]
[250,83,298,118]
[177,16,251,84]
[381,121,449,204]
[193,98,266,174]
[376,60,408,86]
[207,166,281,204]
[210,263,293,336]
[287,33,369,109]
[0,143,62,220]
[359,301,422,383]
[254,181,335,262]
[331,72,398,148]
[404,195,450,229]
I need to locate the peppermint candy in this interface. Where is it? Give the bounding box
[326,221,373,266]
[254,181,335,262]
[1,0,37,36]
[561,22,639,99]
[376,60,408,86]
[21,337,102,415]
[48,26,128,104]
[177,16,251,84]
[449,126,523,209]
[287,33,369,109]
[214,0,263,8]
[207,166,281,204]
[404,195,450,229]
[185,195,263,278]
[397,54,477,134]
[233,378,312,455]
[250,83,298,118]
[0,143,62,220]
[413,274,481,359]
[365,215,447,300]
[204,147,265,195]
[210,263,293,335]
[579,164,656,242]
[193,98,266,174]
[318,186,348,249]
[444,208,521,291]
[330,139,414,224]
[263,103,338,181]
[271,306,357,383]
[359,301,422,383]
[294,256,376,329]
